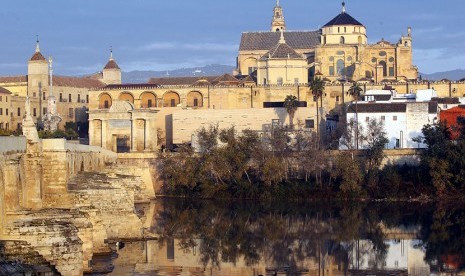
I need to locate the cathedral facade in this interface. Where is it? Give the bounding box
[236,1,418,84]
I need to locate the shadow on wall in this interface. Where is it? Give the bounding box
[165,114,173,149]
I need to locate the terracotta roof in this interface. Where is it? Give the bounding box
[148,76,220,86]
[239,31,320,51]
[323,12,363,27]
[0,75,27,83]
[260,42,304,60]
[0,87,12,94]
[213,74,239,84]
[54,76,105,89]
[104,59,120,70]
[30,51,46,61]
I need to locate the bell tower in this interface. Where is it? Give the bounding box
[271,0,286,32]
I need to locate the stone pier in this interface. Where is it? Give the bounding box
[0,136,157,274]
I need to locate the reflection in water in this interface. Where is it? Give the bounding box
[2,200,465,275]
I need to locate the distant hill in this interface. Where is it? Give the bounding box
[420,69,465,81]
[122,64,235,84]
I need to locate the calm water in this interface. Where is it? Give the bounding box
[109,200,465,276]
[2,200,465,275]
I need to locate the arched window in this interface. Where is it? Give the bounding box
[187,91,203,108]
[336,59,345,76]
[140,92,157,108]
[379,61,387,77]
[340,36,345,44]
[98,93,112,109]
[163,91,180,107]
[118,92,134,103]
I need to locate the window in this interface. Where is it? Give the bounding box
[0,108,2,115]
[0,96,3,101]
[344,27,346,32]
[329,66,335,76]
[43,107,47,115]
[33,108,37,117]
[379,61,387,77]
[170,99,175,107]
[17,108,20,117]
[393,116,398,121]
[68,108,74,118]
[104,100,109,109]
[389,67,395,77]
[148,99,153,108]
[68,94,72,102]
[86,95,89,103]
[59,93,63,102]
[78,94,81,103]
[17,123,21,130]
[338,27,340,33]
[0,123,3,129]
[340,36,345,44]
[193,98,198,107]
[5,96,7,102]
[336,96,340,102]
[167,239,175,260]
[6,109,8,116]
[263,78,267,85]
[379,51,387,57]
[305,119,315,129]
[336,59,345,76]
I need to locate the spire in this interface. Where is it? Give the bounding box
[276,0,280,7]
[279,29,286,44]
[109,46,114,60]
[342,1,346,14]
[35,35,40,53]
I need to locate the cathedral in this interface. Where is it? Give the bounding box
[236,1,418,84]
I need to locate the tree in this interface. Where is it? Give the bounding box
[309,77,325,137]
[362,118,389,171]
[347,82,363,149]
[283,95,299,129]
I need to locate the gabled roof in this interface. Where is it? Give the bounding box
[323,12,363,27]
[239,31,320,51]
[260,42,304,60]
[213,74,239,84]
[0,87,12,94]
[0,76,27,83]
[104,59,120,70]
[54,76,105,89]
[30,51,46,61]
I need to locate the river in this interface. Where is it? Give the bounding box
[2,199,465,275]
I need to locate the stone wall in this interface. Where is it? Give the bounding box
[0,136,26,154]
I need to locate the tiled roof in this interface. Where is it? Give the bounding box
[0,87,12,94]
[0,75,27,83]
[323,12,363,27]
[148,76,220,86]
[213,74,239,84]
[260,42,304,60]
[30,51,46,61]
[54,76,105,89]
[239,31,320,51]
[104,59,120,70]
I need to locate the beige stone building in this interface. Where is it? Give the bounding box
[0,87,11,130]
[237,1,418,83]
[0,41,119,132]
[87,1,465,153]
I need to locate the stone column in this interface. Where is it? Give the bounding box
[88,119,95,146]
[101,119,108,150]
[131,118,136,152]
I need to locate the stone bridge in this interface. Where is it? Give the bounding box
[0,136,157,275]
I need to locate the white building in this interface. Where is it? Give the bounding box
[343,89,438,149]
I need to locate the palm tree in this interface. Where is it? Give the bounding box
[284,95,299,129]
[310,77,325,136]
[348,82,363,149]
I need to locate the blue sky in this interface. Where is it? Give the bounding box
[0,0,463,76]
